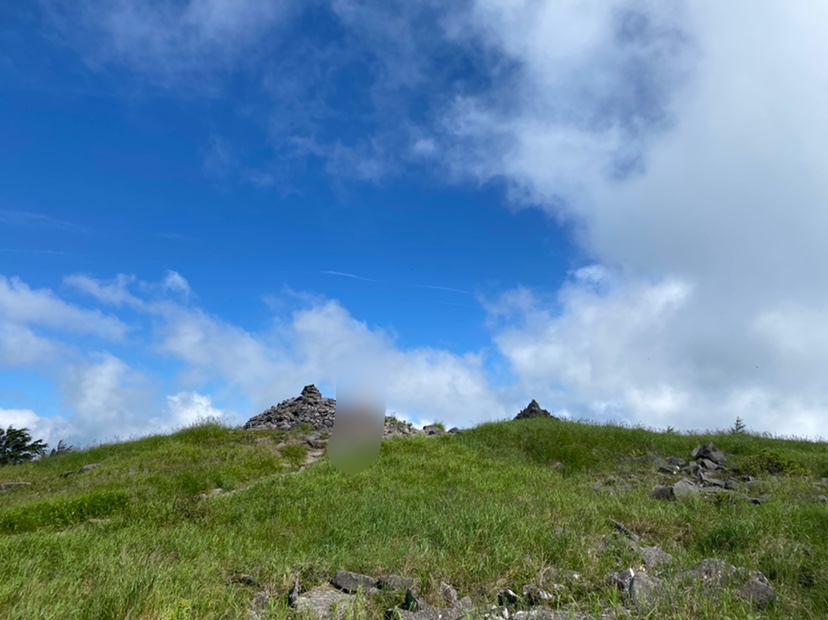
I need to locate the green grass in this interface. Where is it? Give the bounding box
[1,415,827,619]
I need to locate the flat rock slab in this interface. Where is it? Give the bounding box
[330,570,378,594]
[293,586,358,620]
[640,546,673,569]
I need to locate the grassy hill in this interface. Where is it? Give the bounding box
[1,416,827,619]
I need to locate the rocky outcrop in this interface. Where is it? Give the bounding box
[514,400,557,421]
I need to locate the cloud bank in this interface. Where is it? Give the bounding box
[13,1,828,443]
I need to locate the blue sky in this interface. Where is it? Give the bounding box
[3,1,828,449]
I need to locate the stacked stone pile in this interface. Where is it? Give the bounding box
[243,385,460,439]
[514,399,558,420]
[244,385,336,432]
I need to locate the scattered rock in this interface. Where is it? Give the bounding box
[651,485,675,501]
[59,463,101,479]
[378,575,417,592]
[0,481,31,492]
[640,546,673,569]
[606,568,635,593]
[404,587,430,611]
[254,557,774,620]
[497,588,521,607]
[691,443,725,465]
[422,425,446,436]
[675,558,739,588]
[231,574,262,588]
[331,570,378,594]
[608,519,641,542]
[293,585,358,620]
[440,582,459,604]
[522,585,554,605]
[197,488,225,500]
[672,478,702,498]
[736,573,777,607]
[628,572,664,608]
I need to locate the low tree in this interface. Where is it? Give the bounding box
[730,417,747,435]
[0,426,48,466]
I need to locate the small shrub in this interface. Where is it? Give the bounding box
[733,450,810,478]
[432,421,447,432]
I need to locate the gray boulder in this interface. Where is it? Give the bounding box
[691,442,726,465]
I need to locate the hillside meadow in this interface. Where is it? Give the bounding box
[1,416,827,619]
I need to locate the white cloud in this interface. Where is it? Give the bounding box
[0,322,66,368]
[0,408,75,452]
[0,275,129,340]
[58,352,160,445]
[157,391,240,431]
[63,273,142,308]
[18,2,828,440]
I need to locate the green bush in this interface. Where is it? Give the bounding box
[733,450,810,478]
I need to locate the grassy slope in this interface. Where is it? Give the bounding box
[1,417,827,620]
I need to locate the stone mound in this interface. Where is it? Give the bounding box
[242,385,459,440]
[244,385,336,432]
[514,399,558,421]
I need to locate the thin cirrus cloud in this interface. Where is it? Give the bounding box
[0,209,90,234]
[319,270,378,283]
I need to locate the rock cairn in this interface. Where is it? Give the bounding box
[244,385,336,432]
[514,399,558,421]
[242,385,460,439]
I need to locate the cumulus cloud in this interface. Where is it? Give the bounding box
[0,276,130,367]
[22,1,828,439]
[63,273,143,308]
[0,407,75,451]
